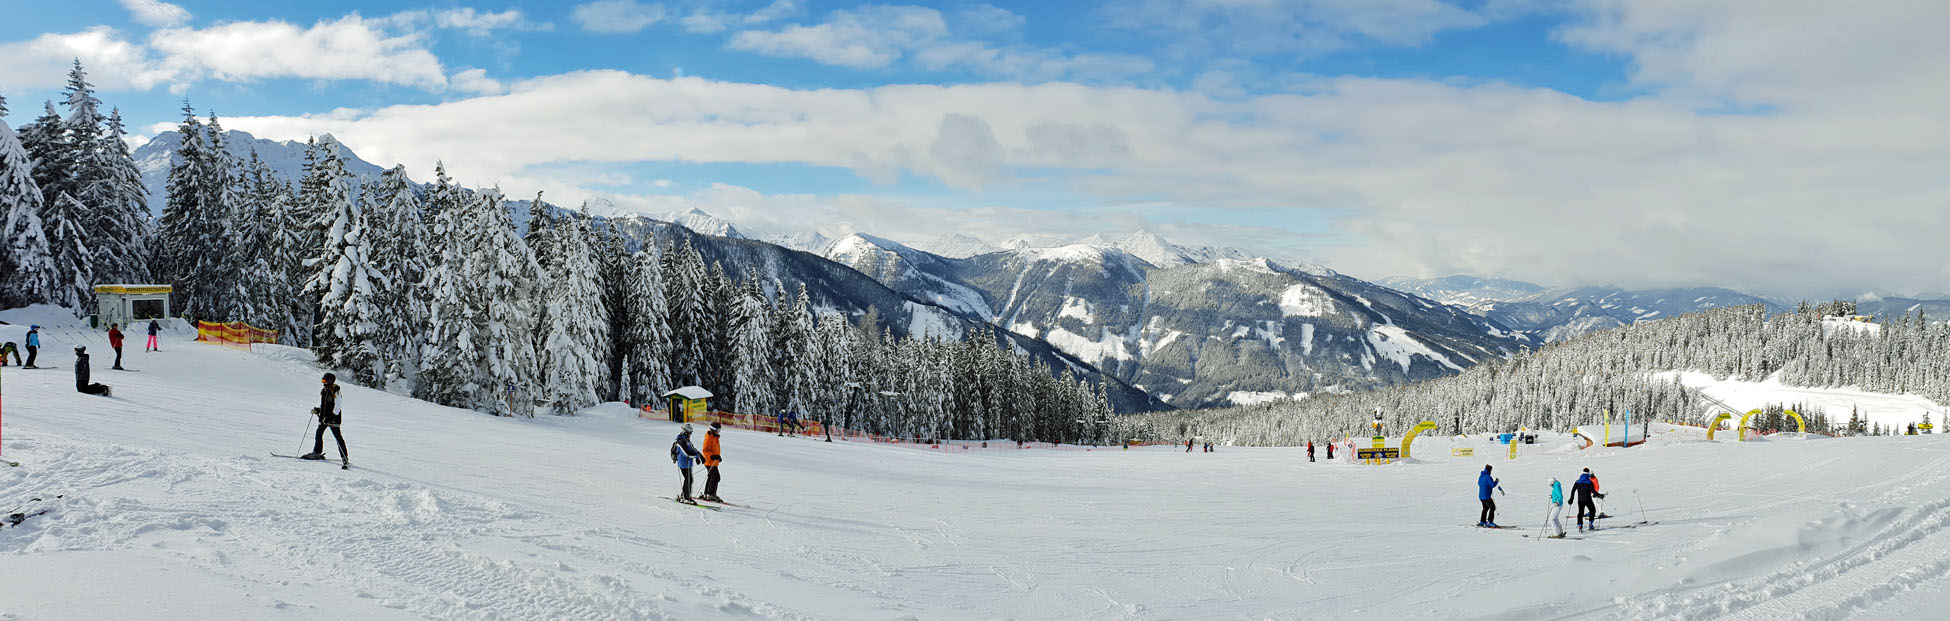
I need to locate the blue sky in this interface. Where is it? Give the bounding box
[4,1,1948,298]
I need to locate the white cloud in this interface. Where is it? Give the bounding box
[449,68,504,95]
[572,0,667,34]
[146,16,448,90]
[0,27,172,91]
[682,0,798,34]
[433,8,535,35]
[729,5,947,69]
[215,65,1950,296]
[118,0,191,27]
[726,4,1151,80]
[1102,0,1488,58]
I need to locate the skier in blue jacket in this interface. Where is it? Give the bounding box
[670,424,706,503]
[1547,478,1567,538]
[1477,465,1504,527]
[24,325,41,368]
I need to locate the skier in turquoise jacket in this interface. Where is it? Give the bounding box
[1547,478,1567,538]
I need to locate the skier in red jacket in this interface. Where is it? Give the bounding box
[107,324,126,370]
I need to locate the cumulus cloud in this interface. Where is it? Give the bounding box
[1101,0,1489,58]
[683,0,799,34]
[572,0,667,34]
[118,0,191,27]
[0,27,172,91]
[147,16,448,89]
[449,68,504,95]
[727,4,1152,80]
[214,63,1950,296]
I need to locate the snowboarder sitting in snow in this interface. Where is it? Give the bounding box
[73,346,111,396]
[1477,465,1504,527]
[701,422,725,503]
[671,424,706,504]
[1573,468,1604,532]
[302,373,350,469]
[0,341,19,366]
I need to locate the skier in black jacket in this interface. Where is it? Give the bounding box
[1573,468,1604,532]
[302,373,349,469]
[73,346,110,396]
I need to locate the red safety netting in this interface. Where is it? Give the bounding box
[196,321,280,352]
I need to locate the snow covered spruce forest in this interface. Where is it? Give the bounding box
[0,64,1113,441]
[1132,301,1950,445]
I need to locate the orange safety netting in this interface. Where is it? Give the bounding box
[636,405,1164,452]
[196,321,280,351]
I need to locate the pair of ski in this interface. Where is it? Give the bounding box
[666,497,742,511]
[1519,520,1659,540]
[3,495,63,529]
[270,453,349,469]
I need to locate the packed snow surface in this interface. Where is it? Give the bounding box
[1652,370,1946,431]
[5,310,1950,619]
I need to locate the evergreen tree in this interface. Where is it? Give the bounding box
[415,194,482,409]
[17,101,90,311]
[625,247,673,405]
[533,206,609,414]
[90,108,153,284]
[364,165,427,386]
[304,168,383,386]
[768,283,816,417]
[663,239,707,386]
[0,95,55,307]
[466,189,542,417]
[730,270,775,415]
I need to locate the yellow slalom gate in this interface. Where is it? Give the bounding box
[1737,409,1805,441]
[1400,421,1438,460]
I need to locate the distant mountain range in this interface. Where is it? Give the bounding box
[820,234,1527,407]
[1383,277,1794,342]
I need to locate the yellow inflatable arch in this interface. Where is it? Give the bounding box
[1400,421,1438,459]
[1738,409,1805,441]
[1705,413,1733,441]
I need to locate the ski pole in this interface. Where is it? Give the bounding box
[295,408,316,456]
[1635,488,1648,524]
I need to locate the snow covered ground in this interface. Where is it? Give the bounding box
[6,310,1950,619]
[1652,370,1948,431]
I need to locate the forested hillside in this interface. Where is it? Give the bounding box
[1123,301,1950,445]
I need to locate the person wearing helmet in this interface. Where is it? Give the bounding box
[0,340,20,366]
[670,423,706,504]
[1573,468,1605,532]
[73,346,111,396]
[301,373,349,469]
[700,422,725,502]
[24,325,41,368]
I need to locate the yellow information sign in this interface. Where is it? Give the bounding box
[1452,448,1474,457]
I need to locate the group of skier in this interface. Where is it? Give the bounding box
[1478,464,1606,537]
[671,422,727,505]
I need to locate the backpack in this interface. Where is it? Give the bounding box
[670,441,679,463]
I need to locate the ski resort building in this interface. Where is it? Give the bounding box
[662,386,713,422]
[92,284,172,328]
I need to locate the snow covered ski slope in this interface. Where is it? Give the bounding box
[5,310,1950,619]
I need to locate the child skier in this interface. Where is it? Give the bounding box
[670,424,706,504]
[145,320,161,351]
[1547,478,1567,538]
[1307,441,1315,462]
[0,341,19,366]
[701,422,725,502]
[1477,465,1504,527]
[24,325,40,368]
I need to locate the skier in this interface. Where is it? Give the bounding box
[107,323,125,370]
[670,424,706,503]
[1307,441,1315,462]
[24,325,40,368]
[73,346,110,396]
[701,422,725,502]
[1573,468,1604,532]
[301,373,349,469]
[0,341,19,366]
[145,319,161,352]
[1186,438,1194,453]
[1204,442,1213,453]
[1547,477,1567,538]
[1326,442,1335,460]
[1477,465,1503,527]
[775,410,789,436]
